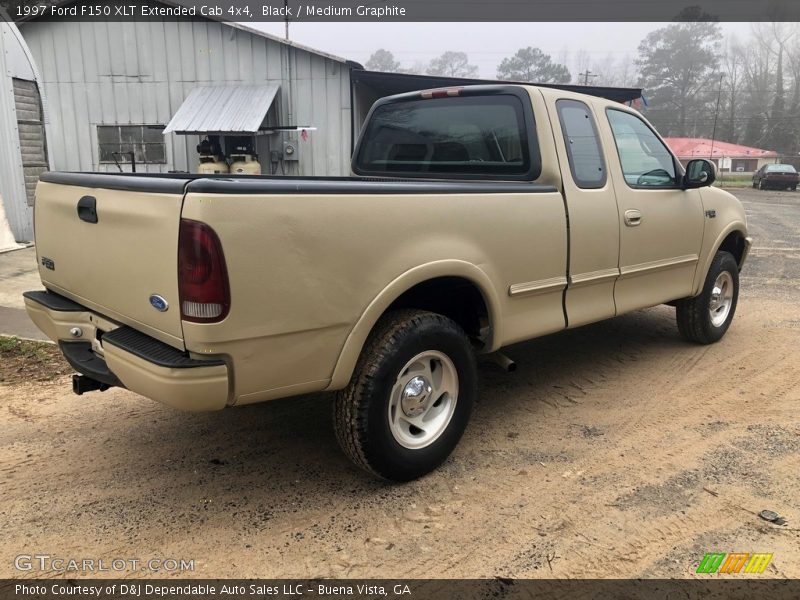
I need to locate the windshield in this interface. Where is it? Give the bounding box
[354,94,535,178]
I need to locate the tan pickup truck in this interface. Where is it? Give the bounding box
[25,84,751,480]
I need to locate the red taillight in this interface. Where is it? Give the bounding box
[178,219,230,323]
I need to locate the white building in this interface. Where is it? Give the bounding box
[19,5,354,179]
[0,18,50,243]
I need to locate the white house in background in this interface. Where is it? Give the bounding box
[0,17,51,243]
[664,137,778,174]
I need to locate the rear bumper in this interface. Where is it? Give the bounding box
[758,177,799,188]
[23,291,229,411]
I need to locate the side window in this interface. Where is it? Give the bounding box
[556,99,606,189]
[98,125,166,164]
[606,109,677,188]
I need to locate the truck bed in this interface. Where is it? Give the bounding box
[33,169,569,407]
[40,171,558,195]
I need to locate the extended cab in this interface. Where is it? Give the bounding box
[25,85,752,480]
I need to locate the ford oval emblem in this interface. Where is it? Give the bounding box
[149,294,169,312]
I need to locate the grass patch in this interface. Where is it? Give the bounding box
[714,175,753,188]
[0,335,71,385]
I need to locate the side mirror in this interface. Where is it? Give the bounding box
[683,159,716,189]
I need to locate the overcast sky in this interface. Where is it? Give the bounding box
[253,22,753,78]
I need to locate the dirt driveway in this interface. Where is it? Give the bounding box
[1,187,798,579]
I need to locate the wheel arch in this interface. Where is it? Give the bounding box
[326,260,501,391]
[693,223,748,295]
[717,229,749,267]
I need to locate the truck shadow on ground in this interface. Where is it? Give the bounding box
[13,302,754,553]
[76,306,688,509]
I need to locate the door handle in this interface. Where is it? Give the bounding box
[624,209,642,227]
[77,195,98,223]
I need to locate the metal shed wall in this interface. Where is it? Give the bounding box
[1,21,48,242]
[20,16,352,176]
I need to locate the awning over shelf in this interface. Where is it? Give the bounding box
[164,84,280,135]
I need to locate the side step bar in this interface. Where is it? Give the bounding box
[58,341,123,389]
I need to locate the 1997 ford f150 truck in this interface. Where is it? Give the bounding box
[25,85,751,480]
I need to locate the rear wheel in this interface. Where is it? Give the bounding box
[675,251,739,344]
[334,309,476,481]
[758,179,765,190]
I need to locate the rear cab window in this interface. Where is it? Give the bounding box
[353,87,541,181]
[556,99,606,189]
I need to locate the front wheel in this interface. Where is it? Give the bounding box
[334,309,476,481]
[675,251,739,344]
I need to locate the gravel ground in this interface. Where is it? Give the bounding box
[1,187,798,579]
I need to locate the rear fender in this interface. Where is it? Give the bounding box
[325,260,500,390]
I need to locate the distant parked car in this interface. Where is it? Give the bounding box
[752,164,799,191]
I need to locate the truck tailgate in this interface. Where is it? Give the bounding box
[34,174,188,349]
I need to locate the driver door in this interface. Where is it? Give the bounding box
[601,108,705,314]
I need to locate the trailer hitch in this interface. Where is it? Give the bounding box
[72,374,110,396]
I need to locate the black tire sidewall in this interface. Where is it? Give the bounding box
[363,318,476,481]
[698,252,740,343]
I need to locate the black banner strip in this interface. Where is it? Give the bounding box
[5,0,800,23]
[2,579,800,600]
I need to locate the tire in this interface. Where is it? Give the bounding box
[752,180,758,189]
[758,179,765,190]
[334,309,476,481]
[675,251,739,344]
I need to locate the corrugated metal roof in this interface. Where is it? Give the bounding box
[229,22,352,66]
[17,2,353,66]
[163,84,280,135]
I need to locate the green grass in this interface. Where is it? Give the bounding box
[0,335,71,384]
[0,335,51,357]
[714,175,753,188]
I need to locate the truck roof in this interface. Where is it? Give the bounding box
[372,83,635,112]
[350,69,643,105]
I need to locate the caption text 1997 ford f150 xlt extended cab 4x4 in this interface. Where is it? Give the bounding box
[24,85,752,481]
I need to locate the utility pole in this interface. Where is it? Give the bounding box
[709,72,725,177]
[578,70,598,86]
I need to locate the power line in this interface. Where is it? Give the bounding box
[578,70,598,86]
